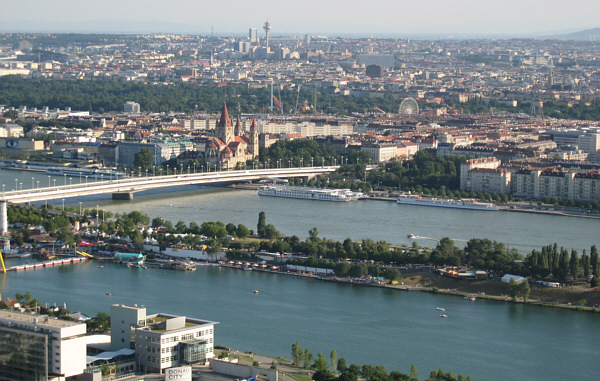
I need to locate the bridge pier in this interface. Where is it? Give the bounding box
[1,201,9,250]
[112,192,134,200]
[0,201,7,235]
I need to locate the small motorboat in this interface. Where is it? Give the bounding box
[436,307,445,311]
[407,233,416,239]
[105,292,112,296]
[253,290,259,294]
[98,265,104,268]
[440,314,448,318]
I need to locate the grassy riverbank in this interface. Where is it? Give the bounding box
[401,271,600,311]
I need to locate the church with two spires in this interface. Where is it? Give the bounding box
[204,102,259,169]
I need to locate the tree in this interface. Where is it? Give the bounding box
[569,249,579,282]
[337,358,347,373]
[582,250,591,282]
[257,211,267,237]
[361,364,375,379]
[303,349,313,369]
[591,245,599,287]
[383,268,402,282]
[129,230,144,250]
[410,364,419,381]
[236,224,250,238]
[315,353,329,372]
[292,341,303,366]
[330,349,338,373]
[2,109,19,120]
[309,227,319,242]
[133,147,154,171]
[519,281,530,303]
[508,278,519,300]
[348,364,361,377]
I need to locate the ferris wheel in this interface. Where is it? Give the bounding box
[399,97,420,115]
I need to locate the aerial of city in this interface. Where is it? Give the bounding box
[0,1,600,380]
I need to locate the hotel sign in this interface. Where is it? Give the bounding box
[165,366,192,381]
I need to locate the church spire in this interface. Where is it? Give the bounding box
[217,102,232,128]
[234,118,243,137]
[217,102,234,144]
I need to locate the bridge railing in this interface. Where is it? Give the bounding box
[1,166,341,202]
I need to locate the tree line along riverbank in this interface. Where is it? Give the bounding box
[5,203,599,309]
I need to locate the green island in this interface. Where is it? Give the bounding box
[5,202,599,310]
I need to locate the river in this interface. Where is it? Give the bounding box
[1,168,599,380]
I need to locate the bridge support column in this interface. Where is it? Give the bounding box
[1,201,9,251]
[112,192,134,200]
[0,201,7,235]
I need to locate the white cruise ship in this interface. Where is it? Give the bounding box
[46,167,124,180]
[396,194,499,211]
[258,185,363,202]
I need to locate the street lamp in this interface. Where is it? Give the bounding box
[64,174,66,186]
[85,176,88,185]
[53,179,56,187]
[79,202,82,217]
[62,199,65,210]
[48,176,51,187]
[36,180,39,189]
[311,157,314,167]
[14,178,17,191]
[31,177,34,189]
[153,166,156,176]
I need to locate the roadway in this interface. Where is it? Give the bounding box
[0,166,341,234]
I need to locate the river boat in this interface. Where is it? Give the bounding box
[258,185,363,202]
[464,295,477,301]
[45,167,124,180]
[396,194,499,211]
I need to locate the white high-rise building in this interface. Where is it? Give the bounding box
[124,101,141,115]
[0,310,87,380]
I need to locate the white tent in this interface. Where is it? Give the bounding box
[501,274,527,283]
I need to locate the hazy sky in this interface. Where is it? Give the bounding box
[2,0,599,36]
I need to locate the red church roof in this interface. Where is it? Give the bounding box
[217,102,233,128]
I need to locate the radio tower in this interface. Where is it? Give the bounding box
[263,20,271,51]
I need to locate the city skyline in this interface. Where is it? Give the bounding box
[1,0,599,36]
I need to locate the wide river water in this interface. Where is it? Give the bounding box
[1,168,599,380]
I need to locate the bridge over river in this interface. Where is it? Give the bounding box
[0,166,341,234]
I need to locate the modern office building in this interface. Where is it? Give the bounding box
[123,101,141,115]
[0,310,87,380]
[111,304,218,374]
